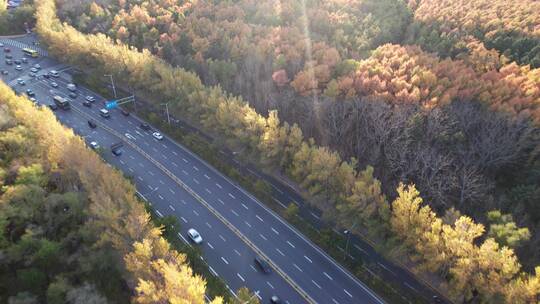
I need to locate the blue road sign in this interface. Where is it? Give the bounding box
[105,101,118,109]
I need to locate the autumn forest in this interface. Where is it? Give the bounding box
[1,0,539,303]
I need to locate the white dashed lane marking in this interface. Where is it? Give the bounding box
[216,183,222,189]
[323,272,333,280]
[169,205,175,211]
[221,257,229,265]
[237,273,245,282]
[293,264,303,272]
[276,248,285,256]
[228,193,235,199]
[287,241,295,248]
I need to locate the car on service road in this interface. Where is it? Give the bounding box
[68,92,78,99]
[85,95,95,103]
[88,120,97,128]
[188,229,203,244]
[17,78,25,85]
[121,109,129,116]
[25,89,35,97]
[152,132,163,140]
[83,100,91,107]
[51,82,58,88]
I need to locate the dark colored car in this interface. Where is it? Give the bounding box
[3,47,10,53]
[254,256,271,274]
[121,109,130,116]
[88,120,97,128]
[140,123,151,131]
[83,100,91,107]
[5,54,12,59]
[48,104,58,111]
[68,92,78,99]
[25,89,35,97]
[1,70,7,75]
[14,59,21,65]
[43,73,50,79]
[112,149,122,156]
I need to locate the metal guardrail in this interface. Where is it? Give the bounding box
[70,106,317,304]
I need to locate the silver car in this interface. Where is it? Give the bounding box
[187,228,203,244]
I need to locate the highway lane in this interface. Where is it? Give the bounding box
[2,38,385,304]
[47,76,384,304]
[27,79,304,304]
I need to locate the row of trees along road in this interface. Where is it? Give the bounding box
[36,0,540,302]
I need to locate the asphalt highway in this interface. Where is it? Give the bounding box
[1,37,385,304]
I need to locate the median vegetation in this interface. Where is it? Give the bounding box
[34,0,540,303]
[0,81,227,302]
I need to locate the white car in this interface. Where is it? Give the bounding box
[125,133,135,140]
[15,65,22,71]
[187,229,203,244]
[152,132,163,140]
[89,141,99,149]
[50,82,58,88]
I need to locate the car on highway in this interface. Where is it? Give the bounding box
[5,59,12,65]
[99,108,110,118]
[30,67,38,73]
[125,133,135,140]
[187,228,203,244]
[14,59,21,65]
[33,64,41,70]
[25,89,35,97]
[140,123,151,131]
[5,54,12,59]
[88,120,97,128]
[17,78,25,85]
[15,65,22,71]
[254,256,272,274]
[21,57,27,63]
[270,295,281,304]
[50,82,58,88]
[89,141,100,150]
[68,92,78,99]
[112,149,122,156]
[1,70,7,75]
[48,104,58,111]
[3,47,10,52]
[83,100,91,107]
[29,72,36,78]
[85,95,96,103]
[152,132,164,140]
[121,109,130,116]
[0,43,3,47]
[49,70,59,77]
[67,83,77,92]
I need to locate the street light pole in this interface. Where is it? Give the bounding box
[161,102,170,125]
[104,74,117,99]
[343,221,358,260]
